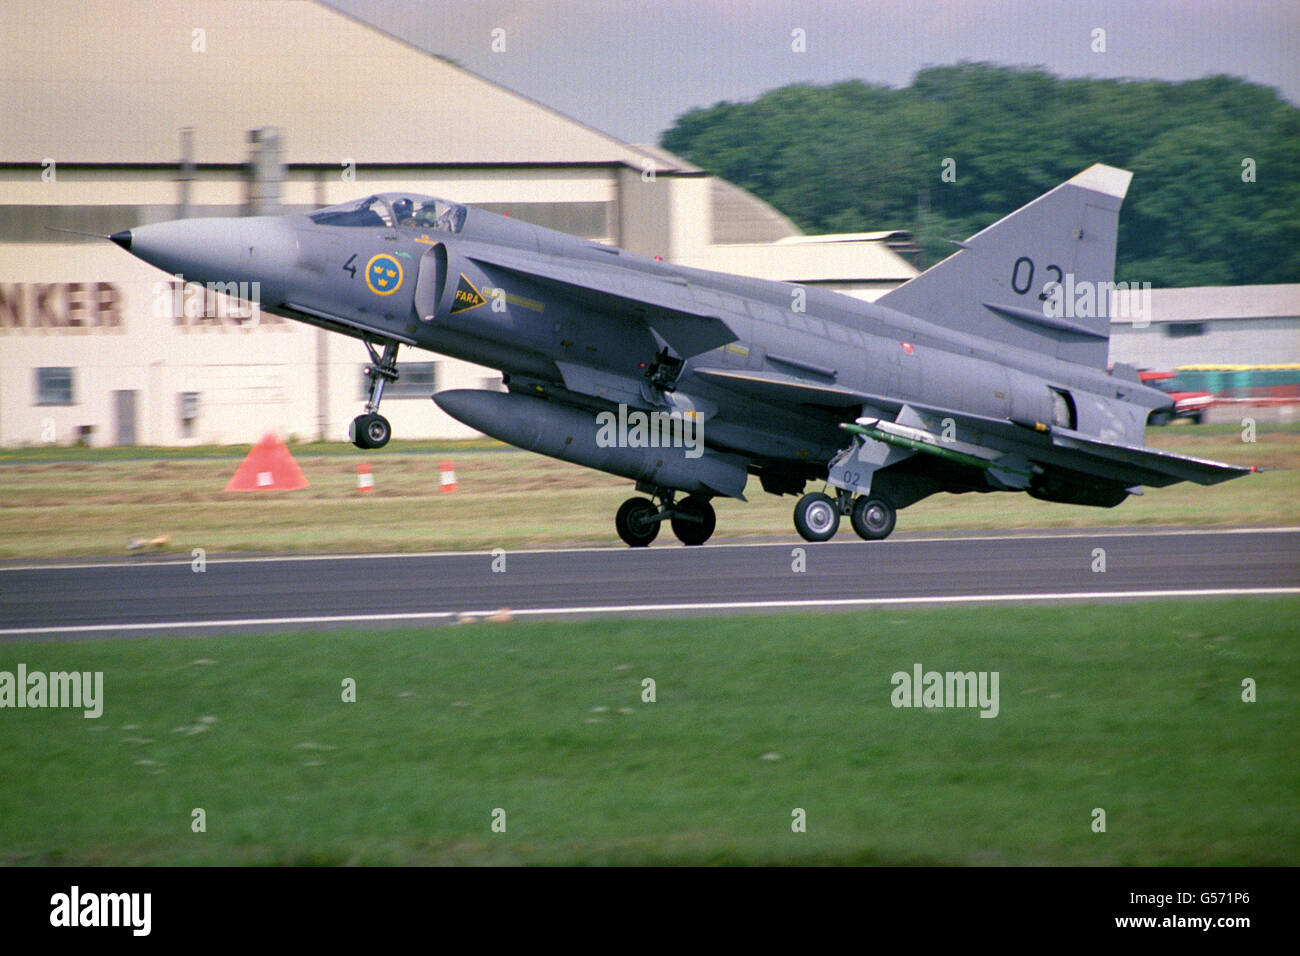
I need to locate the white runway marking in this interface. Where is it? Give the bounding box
[1,526,1295,572]
[2,587,1296,637]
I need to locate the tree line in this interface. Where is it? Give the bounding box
[660,63,1300,287]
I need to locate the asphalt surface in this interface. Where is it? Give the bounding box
[1,528,1296,640]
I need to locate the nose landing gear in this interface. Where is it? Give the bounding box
[351,339,399,449]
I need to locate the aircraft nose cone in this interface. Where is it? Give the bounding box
[121,218,247,281]
[117,217,295,304]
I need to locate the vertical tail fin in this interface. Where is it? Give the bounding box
[878,164,1133,368]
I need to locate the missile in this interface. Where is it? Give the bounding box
[433,389,749,499]
[840,417,1036,486]
[840,417,998,470]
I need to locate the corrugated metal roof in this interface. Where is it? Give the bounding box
[0,0,653,167]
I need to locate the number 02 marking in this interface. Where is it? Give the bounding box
[1010,256,1064,299]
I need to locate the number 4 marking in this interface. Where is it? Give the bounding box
[342,253,357,279]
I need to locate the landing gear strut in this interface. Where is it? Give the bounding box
[615,489,717,547]
[351,339,399,449]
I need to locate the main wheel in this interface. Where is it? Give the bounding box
[793,491,840,542]
[615,497,660,547]
[670,495,716,546]
[851,494,896,540]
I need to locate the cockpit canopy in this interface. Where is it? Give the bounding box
[308,193,467,234]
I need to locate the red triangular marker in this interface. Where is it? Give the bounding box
[224,433,310,491]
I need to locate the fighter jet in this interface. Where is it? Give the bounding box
[109,164,1253,546]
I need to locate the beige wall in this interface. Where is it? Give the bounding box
[1110,317,1300,370]
[616,165,673,257]
[0,242,498,447]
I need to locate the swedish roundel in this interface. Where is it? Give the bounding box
[365,254,403,296]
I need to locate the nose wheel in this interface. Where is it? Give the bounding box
[349,412,392,450]
[352,339,400,449]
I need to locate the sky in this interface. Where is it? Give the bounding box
[323,0,1300,144]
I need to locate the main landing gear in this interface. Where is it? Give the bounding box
[615,489,717,547]
[793,489,896,543]
[351,339,399,449]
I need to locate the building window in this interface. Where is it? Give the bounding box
[360,361,440,399]
[35,367,74,405]
[179,391,200,438]
[1165,322,1206,338]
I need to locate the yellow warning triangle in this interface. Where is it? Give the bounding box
[450,274,486,314]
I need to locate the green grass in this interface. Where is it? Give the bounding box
[1,598,1296,865]
[0,427,1294,559]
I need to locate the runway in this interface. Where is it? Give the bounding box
[1,527,1296,640]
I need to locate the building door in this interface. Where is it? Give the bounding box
[114,389,137,446]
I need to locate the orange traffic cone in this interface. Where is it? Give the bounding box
[356,463,375,493]
[224,433,309,491]
[439,460,458,493]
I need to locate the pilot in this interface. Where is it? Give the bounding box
[434,203,457,231]
[391,197,414,226]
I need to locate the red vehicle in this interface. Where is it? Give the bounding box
[1139,369,1214,424]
